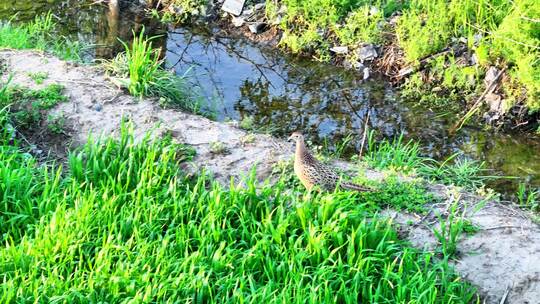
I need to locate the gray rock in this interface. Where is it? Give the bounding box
[344,59,365,71]
[271,15,282,25]
[485,92,503,113]
[356,44,378,62]
[248,22,267,34]
[231,16,245,27]
[330,46,348,55]
[254,3,265,11]
[484,66,499,86]
[221,0,246,16]
[362,67,370,80]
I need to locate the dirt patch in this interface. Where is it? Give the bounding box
[1,50,540,303]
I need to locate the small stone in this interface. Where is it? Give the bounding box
[221,0,246,16]
[485,92,503,113]
[330,46,348,55]
[470,53,478,65]
[362,67,370,80]
[484,66,499,86]
[271,15,282,25]
[356,44,378,62]
[369,6,379,15]
[343,59,365,71]
[242,7,254,16]
[94,104,103,112]
[248,22,267,34]
[254,3,265,11]
[231,16,245,27]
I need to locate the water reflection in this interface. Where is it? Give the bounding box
[165,27,540,193]
[0,0,166,59]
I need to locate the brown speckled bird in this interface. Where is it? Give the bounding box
[288,132,371,192]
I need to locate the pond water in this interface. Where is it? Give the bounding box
[2,0,539,196]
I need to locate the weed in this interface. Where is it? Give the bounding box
[0,12,82,61]
[0,120,478,302]
[106,29,199,112]
[365,131,424,173]
[155,0,208,23]
[432,201,468,258]
[239,115,255,130]
[360,175,435,213]
[0,83,68,129]
[119,29,162,97]
[240,133,256,145]
[46,113,66,134]
[209,141,228,154]
[420,154,494,189]
[27,71,48,85]
[517,183,539,212]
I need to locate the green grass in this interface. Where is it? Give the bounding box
[0,12,82,61]
[364,132,495,189]
[265,0,540,114]
[517,183,539,212]
[27,71,48,85]
[156,0,208,23]
[0,108,478,302]
[0,82,68,130]
[420,154,494,189]
[365,131,424,173]
[105,29,200,113]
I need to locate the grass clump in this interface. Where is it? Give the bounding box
[0,81,68,130]
[0,12,82,61]
[0,111,478,302]
[516,183,539,212]
[153,0,208,23]
[27,71,49,85]
[105,29,200,113]
[420,153,493,189]
[365,131,424,173]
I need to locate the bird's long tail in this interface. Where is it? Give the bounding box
[340,182,373,192]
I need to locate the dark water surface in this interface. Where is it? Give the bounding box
[2,0,539,195]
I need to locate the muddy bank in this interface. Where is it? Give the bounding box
[1,50,539,303]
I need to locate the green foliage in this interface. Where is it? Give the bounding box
[0,12,82,61]
[0,119,478,302]
[365,131,424,173]
[432,201,471,258]
[517,183,539,212]
[361,176,435,213]
[491,0,540,111]
[108,30,199,112]
[120,30,162,97]
[27,71,48,85]
[158,0,208,22]
[269,0,539,113]
[420,154,494,189]
[0,83,68,129]
[46,113,66,134]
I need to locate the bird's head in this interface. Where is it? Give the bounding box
[288,131,304,143]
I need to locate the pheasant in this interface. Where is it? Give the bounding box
[288,132,372,192]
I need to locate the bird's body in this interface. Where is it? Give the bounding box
[289,132,371,192]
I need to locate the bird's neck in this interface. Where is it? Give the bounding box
[295,139,309,159]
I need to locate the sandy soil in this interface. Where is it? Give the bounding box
[1,50,539,304]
